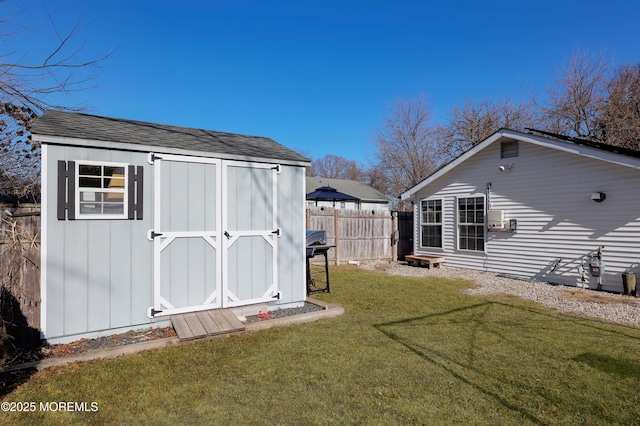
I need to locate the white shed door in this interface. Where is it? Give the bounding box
[222,161,280,307]
[150,155,279,317]
[151,154,223,317]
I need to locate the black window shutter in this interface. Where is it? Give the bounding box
[128,165,144,220]
[57,160,76,220]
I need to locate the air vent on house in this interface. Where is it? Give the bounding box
[501,140,519,158]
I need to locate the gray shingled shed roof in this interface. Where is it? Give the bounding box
[306,177,389,204]
[31,110,309,163]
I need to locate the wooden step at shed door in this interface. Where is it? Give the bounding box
[171,308,246,341]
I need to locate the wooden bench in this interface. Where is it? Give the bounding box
[405,255,445,269]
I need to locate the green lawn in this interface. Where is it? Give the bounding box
[3,266,640,425]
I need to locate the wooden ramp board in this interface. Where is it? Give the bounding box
[171,309,246,341]
[405,255,445,269]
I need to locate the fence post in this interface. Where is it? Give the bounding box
[306,208,311,230]
[392,211,398,261]
[334,209,340,265]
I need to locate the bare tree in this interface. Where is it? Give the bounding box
[0,3,109,112]
[442,97,534,159]
[597,63,640,149]
[0,2,110,198]
[310,154,365,181]
[371,94,442,198]
[533,49,611,139]
[363,164,388,192]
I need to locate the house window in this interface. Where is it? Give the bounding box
[501,140,519,158]
[76,162,128,218]
[458,196,485,251]
[420,199,442,248]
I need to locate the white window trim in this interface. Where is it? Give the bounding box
[75,160,129,220]
[419,198,443,249]
[456,195,486,252]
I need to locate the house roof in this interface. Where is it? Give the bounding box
[306,177,388,203]
[401,128,640,200]
[31,110,310,164]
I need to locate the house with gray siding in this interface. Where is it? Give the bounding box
[306,176,389,210]
[401,128,640,292]
[32,110,310,344]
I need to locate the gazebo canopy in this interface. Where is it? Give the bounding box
[306,186,359,202]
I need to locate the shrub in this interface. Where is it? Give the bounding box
[0,317,8,366]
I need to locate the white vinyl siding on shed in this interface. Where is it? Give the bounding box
[42,145,307,344]
[43,146,153,340]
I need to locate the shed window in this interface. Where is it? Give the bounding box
[501,140,519,158]
[458,196,485,251]
[420,199,442,248]
[76,162,128,219]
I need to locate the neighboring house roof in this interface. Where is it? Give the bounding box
[402,128,640,200]
[31,110,310,164]
[306,177,389,204]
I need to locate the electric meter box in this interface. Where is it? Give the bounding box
[487,210,505,230]
[589,259,605,277]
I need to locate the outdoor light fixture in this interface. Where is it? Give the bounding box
[498,163,515,172]
[591,192,606,202]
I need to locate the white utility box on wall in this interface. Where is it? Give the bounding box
[487,210,505,231]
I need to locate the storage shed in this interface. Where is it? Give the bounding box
[401,128,640,292]
[33,110,310,344]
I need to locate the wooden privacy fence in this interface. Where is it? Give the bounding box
[0,206,41,348]
[306,207,409,264]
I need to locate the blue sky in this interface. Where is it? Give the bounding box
[7,1,640,163]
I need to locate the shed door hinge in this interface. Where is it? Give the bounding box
[147,230,164,241]
[147,307,163,318]
[147,152,163,164]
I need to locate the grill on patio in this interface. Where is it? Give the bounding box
[306,230,333,294]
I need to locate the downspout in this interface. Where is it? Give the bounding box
[484,182,491,272]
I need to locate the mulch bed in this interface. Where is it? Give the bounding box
[4,327,177,369]
[243,302,323,323]
[3,302,324,370]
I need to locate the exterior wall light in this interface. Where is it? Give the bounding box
[591,192,606,202]
[498,163,515,172]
